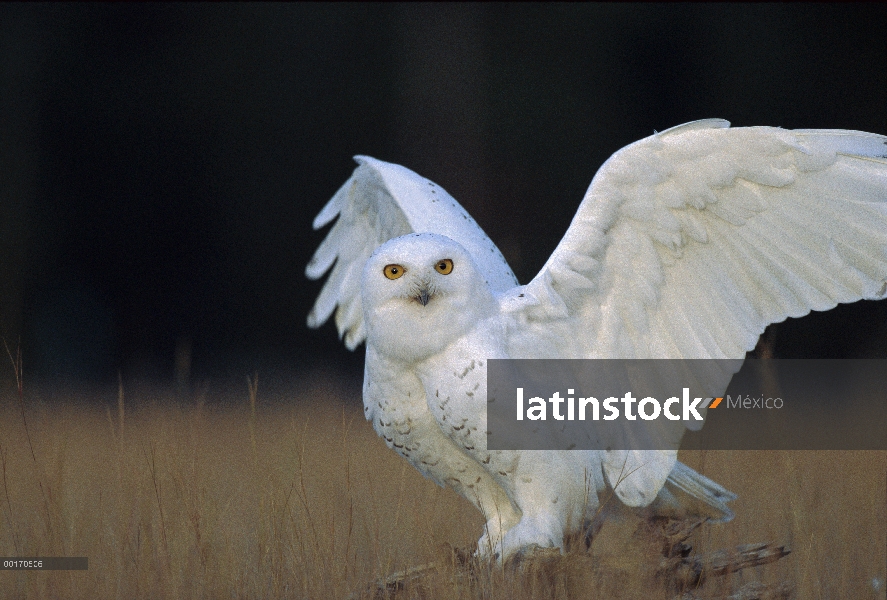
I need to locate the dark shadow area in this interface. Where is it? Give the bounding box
[0,4,885,390]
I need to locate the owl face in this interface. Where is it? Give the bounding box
[361,233,497,363]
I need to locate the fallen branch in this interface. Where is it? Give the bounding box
[348,518,793,600]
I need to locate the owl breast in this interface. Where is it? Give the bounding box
[364,346,510,501]
[414,322,522,493]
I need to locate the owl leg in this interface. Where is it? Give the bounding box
[466,485,521,560]
[475,517,505,559]
[499,513,565,561]
[497,454,597,561]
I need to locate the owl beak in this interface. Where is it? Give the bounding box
[416,288,430,306]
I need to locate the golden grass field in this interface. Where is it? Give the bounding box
[0,373,884,599]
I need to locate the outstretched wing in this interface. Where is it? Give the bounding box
[516,119,887,360]
[511,119,887,504]
[307,156,518,349]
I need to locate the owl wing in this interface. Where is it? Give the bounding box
[508,119,887,504]
[306,156,518,349]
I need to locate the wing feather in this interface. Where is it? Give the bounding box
[517,121,887,361]
[307,156,518,349]
[506,121,887,505]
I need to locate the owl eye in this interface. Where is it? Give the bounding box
[383,264,406,280]
[435,259,454,275]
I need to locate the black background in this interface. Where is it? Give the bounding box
[2,4,886,390]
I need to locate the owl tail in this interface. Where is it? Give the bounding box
[651,461,736,523]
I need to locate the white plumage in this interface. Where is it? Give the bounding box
[306,120,887,560]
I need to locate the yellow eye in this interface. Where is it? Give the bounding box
[434,259,454,275]
[383,264,406,280]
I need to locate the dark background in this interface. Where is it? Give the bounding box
[2,4,886,391]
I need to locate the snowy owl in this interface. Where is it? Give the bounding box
[306,119,887,561]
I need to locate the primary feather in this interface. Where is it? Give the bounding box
[307,121,887,560]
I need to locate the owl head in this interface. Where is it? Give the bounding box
[361,233,497,363]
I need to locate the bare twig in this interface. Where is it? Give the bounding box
[0,441,21,555]
[662,542,792,589]
[144,442,170,570]
[4,338,54,543]
[247,372,259,466]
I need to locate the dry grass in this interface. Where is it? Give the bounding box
[0,374,884,599]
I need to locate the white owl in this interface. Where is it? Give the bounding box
[306,119,887,561]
